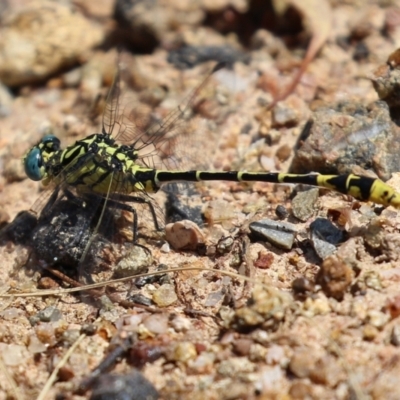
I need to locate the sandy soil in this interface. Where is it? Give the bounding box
[2,1,400,399]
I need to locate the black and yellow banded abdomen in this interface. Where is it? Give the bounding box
[154,170,400,208]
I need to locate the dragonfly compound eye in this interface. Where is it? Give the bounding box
[23,135,60,181]
[24,146,44,181]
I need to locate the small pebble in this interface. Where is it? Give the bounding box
[233,338,253,356]
[142,313,169,335]
[292,188,319,221]
[231,284,292,330]
[258,365,285,393]
[289,381,314,399]
[90,371,158,400]
[248,343,268,362]
[170,315,192,332]
[217,357,256,377]
[271,97,301,127]
[292,277,315,295]
[0,82,13,118]
[316,255,353,300]
[363,324,379,340]
[254,252,274,269]
[129,293,153,307]
[35,323,57,346]
[310,218,345,260]
[61,329,81,346]
[170,342,197,363]
[249,218,297,250]
[204,290,224,307]
[364,271,383,291]
[366,310,389,329]
[289,348,319,378]
[265,345,285,365]
[390,324,400,346]
[160,242,170,253]
[0,307,23,320]
[37,306,62,323]
[114,245,152,278]
[1,344,29,366]
[276,144,292,162]
[190,352,215,373]
[80,324,97,336]
[216,236,234,255]
[385,295,400,319]
[303,296,331,316]
[62,66,82,87]
[309,356,342,387]
[364,220,386,249]
[135,265,167,287]
[165,220,205,250]
[128,341,165,367]
[152,284,177,307]
[275,204,289,219]
[28,335,47,354]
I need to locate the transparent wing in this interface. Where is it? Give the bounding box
[112,62,224,172]
[102,59,121,137]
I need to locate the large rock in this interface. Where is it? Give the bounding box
[0,1,104,86]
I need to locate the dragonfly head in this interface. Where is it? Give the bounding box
[24,135,61,181]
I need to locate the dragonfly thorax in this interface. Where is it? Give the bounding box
[25,132,158,196]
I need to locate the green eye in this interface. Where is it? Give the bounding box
[24,146,44,181]
[24,135,60,181]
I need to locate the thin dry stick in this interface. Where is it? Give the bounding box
[0,354,24,400]
[0,266,268,298]
[268,0,332,110]
[36,332,87,400]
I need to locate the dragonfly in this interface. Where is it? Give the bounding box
[4,59,400,284]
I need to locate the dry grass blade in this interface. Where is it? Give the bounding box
[268,0,332,110]
[0,266,271,298]
[0,354,24,400]
[36,331,87,400]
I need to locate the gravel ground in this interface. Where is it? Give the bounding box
[2,1,400,399]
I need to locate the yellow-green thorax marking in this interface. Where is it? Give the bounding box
[24,133,159,195]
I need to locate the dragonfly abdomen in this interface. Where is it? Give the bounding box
[154,170,400,208]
